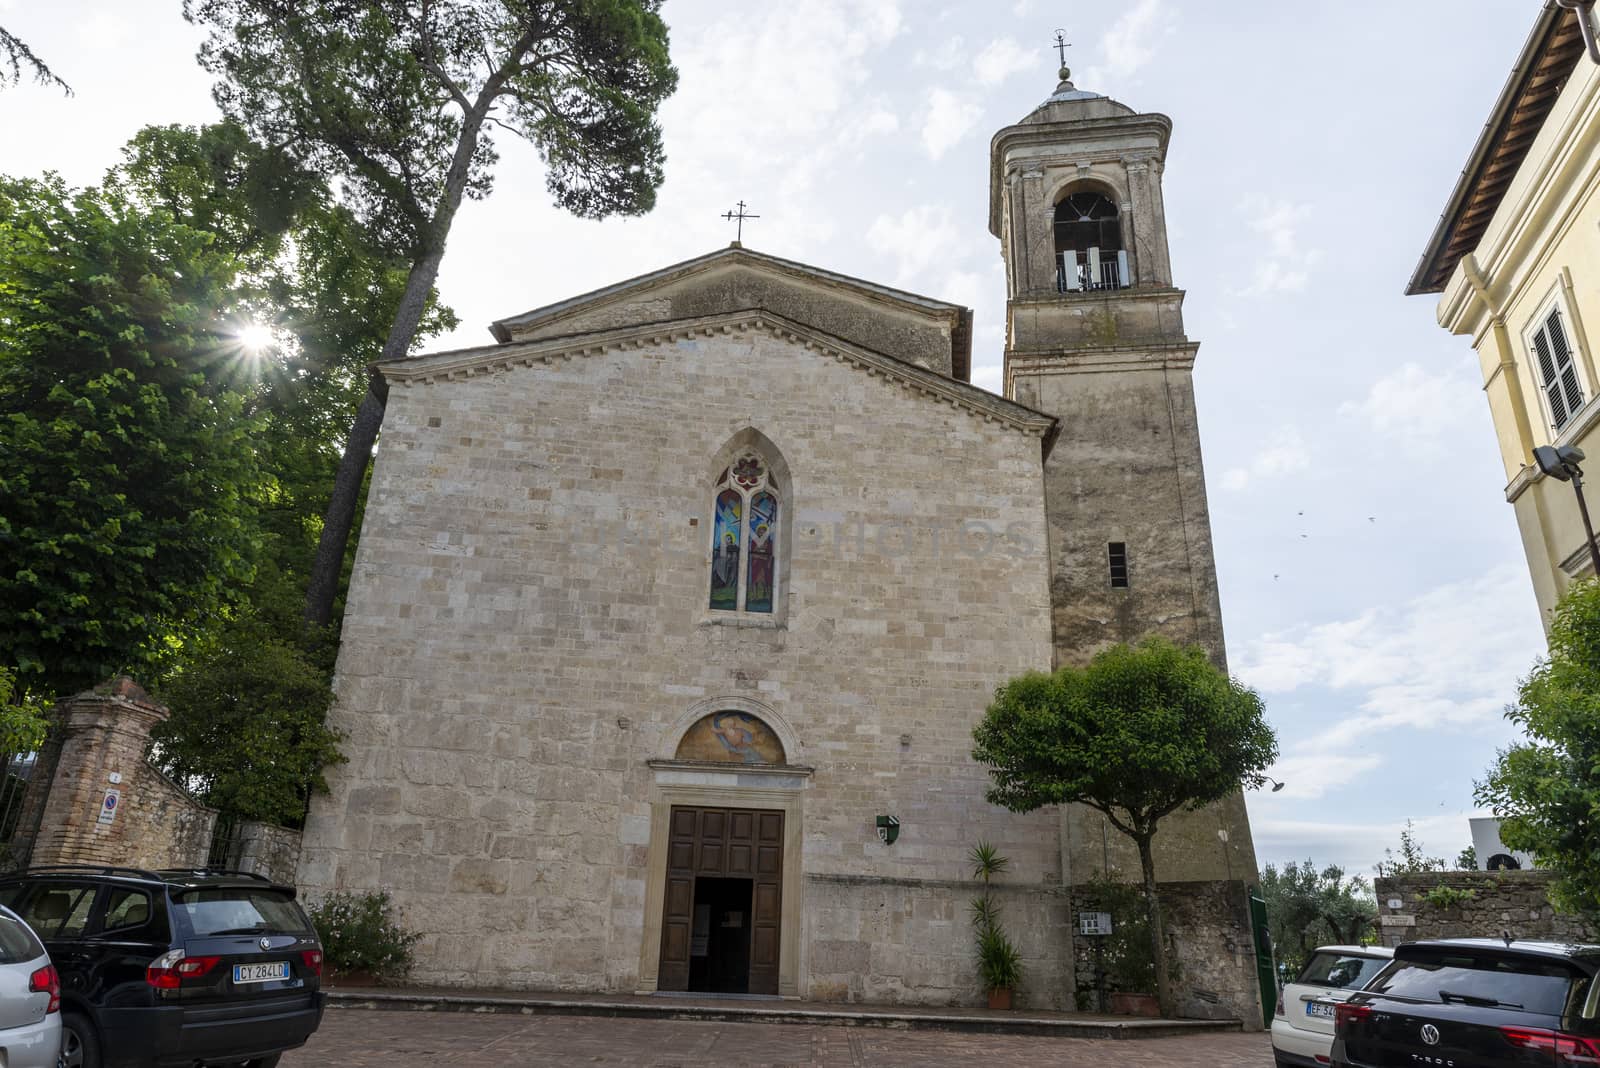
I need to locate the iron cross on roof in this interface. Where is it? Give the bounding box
[1053,28,1072,76]
[722,200,760,245]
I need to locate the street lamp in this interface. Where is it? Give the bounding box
[1533,445,1600,578]
[1260,776,1287,793]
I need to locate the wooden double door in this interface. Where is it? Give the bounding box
[657,806,783,995]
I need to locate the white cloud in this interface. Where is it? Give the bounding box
[1237,564,1540,799]
[865,204,964,286]
[973,37,1033,87]
[1084,0,1173,87]
[1219,428,1311,491]
[1233,196,1322,297]
[913,35,967,72]
[1252,812,1480,876]
[1340,362,1483,454]
[921,88,983,159]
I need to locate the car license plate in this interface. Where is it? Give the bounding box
[233,961,289,984]
[1306,1001,1336,1019]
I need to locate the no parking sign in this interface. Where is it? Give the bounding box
[97,788,120,825]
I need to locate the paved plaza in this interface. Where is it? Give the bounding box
[281,1007,1276,1066]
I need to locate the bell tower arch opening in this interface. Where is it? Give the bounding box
[1052,188,1128,292]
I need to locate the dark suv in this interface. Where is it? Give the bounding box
[1332,938,1600,1067]
[0,866,325,1068]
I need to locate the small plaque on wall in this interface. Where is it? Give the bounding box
[1079,911,1113,936]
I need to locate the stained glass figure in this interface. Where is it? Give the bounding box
[709,490,742,610]
[745,491,777,613]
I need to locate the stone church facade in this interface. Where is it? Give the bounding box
[297,74,1266,1022]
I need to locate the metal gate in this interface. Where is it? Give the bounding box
[1249,886,1278,1028]
[0,751,46,871]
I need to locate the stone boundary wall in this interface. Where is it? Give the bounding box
[1375,871,1593,946]
[235,820,304,885]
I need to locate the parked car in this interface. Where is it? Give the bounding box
[0,903,62,1067]
[1331,938,1600,1068]
[1272,944,1395,1067]
[0,866,325,1068]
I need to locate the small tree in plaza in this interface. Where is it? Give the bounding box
[973,639,1278,1017]
[1477,578,1600,923]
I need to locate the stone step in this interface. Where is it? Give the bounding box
[324,988,1243,1040]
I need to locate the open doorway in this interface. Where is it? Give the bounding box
[687,877,752,994]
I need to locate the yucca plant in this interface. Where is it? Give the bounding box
[968,840,1021,1001]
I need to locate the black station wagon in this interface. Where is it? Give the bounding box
[0,866,325,1068]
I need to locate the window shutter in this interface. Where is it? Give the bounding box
[1546,308,1586,422]
[1532,319,1571,429]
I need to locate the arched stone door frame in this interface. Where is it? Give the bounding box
[636,697,809,998]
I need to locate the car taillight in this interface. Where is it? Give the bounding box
[28,965,59,1014]
[1334,1002,1372,1033]
[145,949,221,989]
[1503,1027,1600,1064]
[301,949,323,977]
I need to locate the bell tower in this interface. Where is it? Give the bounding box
[991,70,1260,895]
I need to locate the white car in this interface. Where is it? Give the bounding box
[0,904,60,1068]
[1270,944,1393,1068]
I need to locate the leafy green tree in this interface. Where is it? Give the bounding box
[0,26,69,93]
[149,593,344,827]
[973,639,1278,1016]
[1373,820,1448,878]
[110,122,453,826]
[1477,578,1600,921]
[181,0,679,628]
[0,667,50,757]
[0,174,264,697]
[1456,845,1478,871]
[1261,860,1377,975]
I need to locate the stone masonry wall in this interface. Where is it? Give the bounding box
[1375,871,1594,947]
[807,874,1072,1009]
[235,820,303,886]
[1069,879,1263,1027]
[298,323,1062,1002]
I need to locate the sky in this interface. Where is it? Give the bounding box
[0,1,1554,878]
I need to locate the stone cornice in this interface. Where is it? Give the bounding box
[988,112,1173,237]
[382,309,1059,445]
[1005,342,1200,377]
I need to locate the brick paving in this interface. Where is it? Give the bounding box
[281,1006,1276,1066]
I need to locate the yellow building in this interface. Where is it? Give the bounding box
[1409,3,1600,623]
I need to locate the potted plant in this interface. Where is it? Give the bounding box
[970,842,1022,1009]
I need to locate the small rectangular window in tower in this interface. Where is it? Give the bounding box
[1108,542,1130,589]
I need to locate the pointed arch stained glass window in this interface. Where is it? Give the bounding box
[708,453,779,614]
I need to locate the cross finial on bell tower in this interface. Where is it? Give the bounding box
[1053,28,1072,82]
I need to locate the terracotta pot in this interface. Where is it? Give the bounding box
[1108,991,1161,1017]
[987,987,1013,1010]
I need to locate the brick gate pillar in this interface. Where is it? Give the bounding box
[23,677,217,869]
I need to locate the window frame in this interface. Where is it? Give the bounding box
[1525,289,1591,435]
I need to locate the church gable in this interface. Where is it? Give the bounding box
[380,309,1055,451]
[488,247,973,380]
